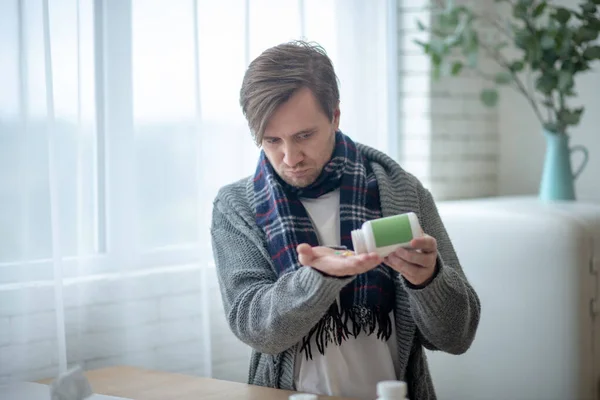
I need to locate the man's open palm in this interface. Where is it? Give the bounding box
[296,243,382,277]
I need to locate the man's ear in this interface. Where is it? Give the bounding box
[332,102,341,131]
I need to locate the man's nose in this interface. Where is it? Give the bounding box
[283,142,304,167]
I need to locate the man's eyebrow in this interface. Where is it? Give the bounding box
[263,127,317,141]
[294,127,317,136]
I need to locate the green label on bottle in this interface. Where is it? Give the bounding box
[370,214,413,248]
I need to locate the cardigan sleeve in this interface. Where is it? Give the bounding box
[403,185,482,355]
[210,195,355,355]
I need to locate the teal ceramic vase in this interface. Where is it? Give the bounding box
[539,129,589,201]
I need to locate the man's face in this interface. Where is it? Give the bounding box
[261,87,340,188]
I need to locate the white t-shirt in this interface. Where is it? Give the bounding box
[296,189,400,400]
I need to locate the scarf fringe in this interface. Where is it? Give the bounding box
[300,303,393,360]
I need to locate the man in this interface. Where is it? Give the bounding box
[211,40,480,400]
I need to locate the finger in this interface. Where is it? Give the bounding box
[409,235,437,253]
[393,247,432,268]
[297,243,315,266]
[384,252,405,270]
[313,246,342,257]
[386,252,422,270]
[346,253,382,273]
[390,255,429,279]
[358,252,382,264]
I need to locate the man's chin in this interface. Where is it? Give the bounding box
[281,174,317,188]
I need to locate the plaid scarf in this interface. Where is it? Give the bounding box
[253,131,395,359]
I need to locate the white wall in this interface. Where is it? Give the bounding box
[498,0,600,202]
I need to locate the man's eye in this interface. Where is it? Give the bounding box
[265,138,280,144]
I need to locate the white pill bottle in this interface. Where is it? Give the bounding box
[376,380,408,400]
[351,212,424,258]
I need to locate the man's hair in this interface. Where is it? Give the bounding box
[239,40,340,145]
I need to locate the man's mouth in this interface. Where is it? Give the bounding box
[288,169,309,177]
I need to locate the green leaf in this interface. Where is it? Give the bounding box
[553,7,571,24]
[581,3,597,13]
[517,0,534,7]
[558,32,573,57]
[432,63,442,80]
[513,3,528,19]
[541,34,555,49]
[558,108,584,125]
[575,26,599,42]
[510,60,525,72]
[535,74,558,94]
[417,20,427,31]
[432,52,442,67]
[480,89,499,107]
[514,29,533,49]
[573,59,591,73]
[558,71,574,92]
[542,50,559,66]
[585,16,600,31]
[451,61,463,75]
[532,2,547,18]
[414,40,431,54]
[526,43,543,65]
[495,71,513,84]
[438,11,460,31]
[583,45,600,59]
[462,28,478,52]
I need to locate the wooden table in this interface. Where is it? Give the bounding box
[40,366,355,400]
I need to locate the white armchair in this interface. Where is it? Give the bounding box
[428,196,600,400]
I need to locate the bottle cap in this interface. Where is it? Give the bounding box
[351,229,367,254]
[377,380,407,398]
[289,394,318,400]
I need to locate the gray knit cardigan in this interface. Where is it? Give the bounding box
[210,143,481,400]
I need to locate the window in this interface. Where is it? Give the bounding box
[0,0,395,381]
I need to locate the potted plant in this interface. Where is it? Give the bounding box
[414,0,599,200]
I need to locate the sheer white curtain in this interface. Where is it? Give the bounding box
[0,0,395,384]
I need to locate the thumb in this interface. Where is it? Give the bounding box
[297,243,314,266]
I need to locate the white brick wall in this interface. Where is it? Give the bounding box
[397,0,499,200]
[206,266,252,383]
[0,286,55,316]
[0,341,56,376]
[9,312,56,344]
[0,265,251,385]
